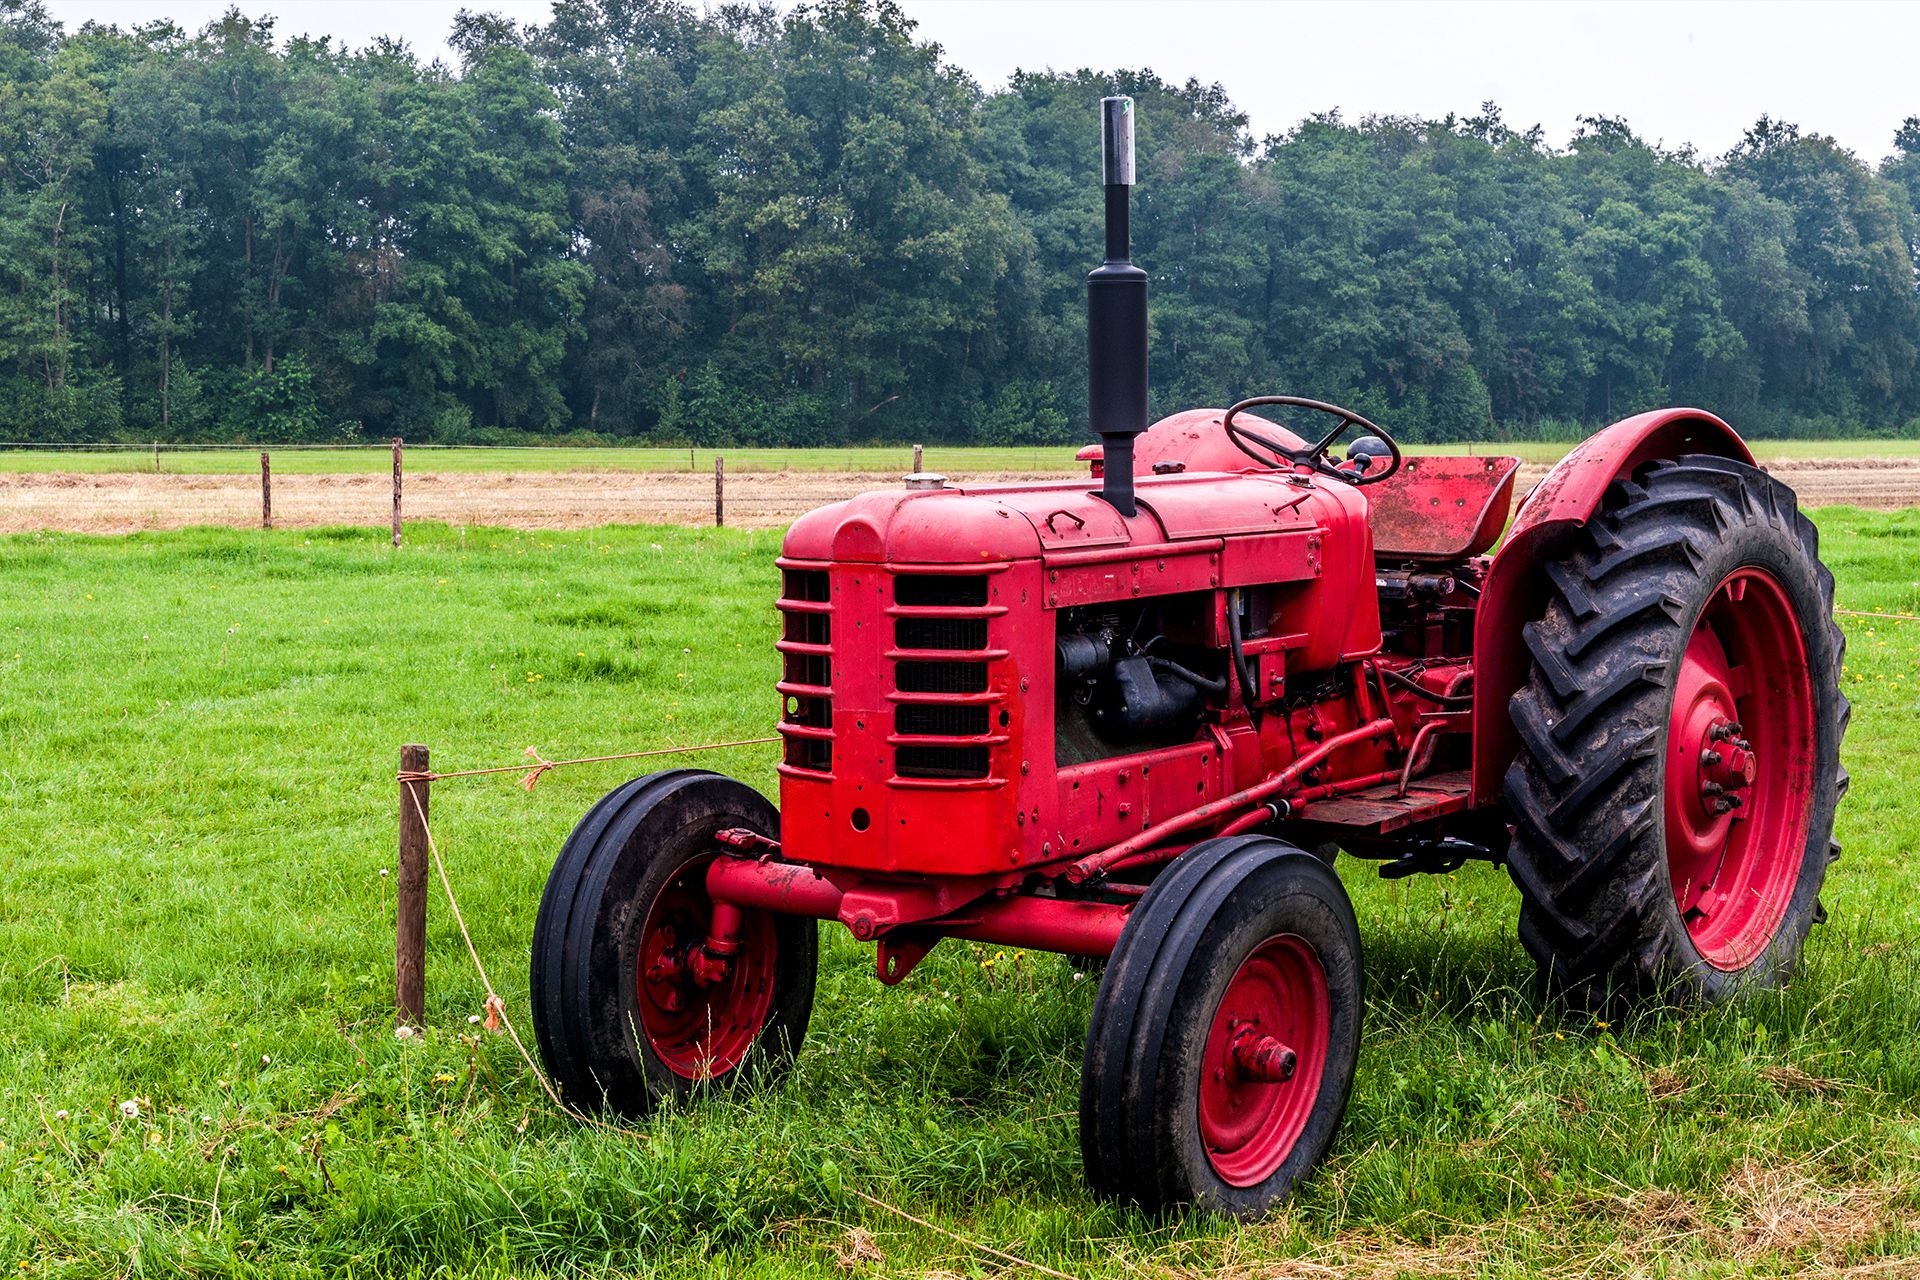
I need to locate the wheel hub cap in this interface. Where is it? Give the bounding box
[1663,569,1816,971]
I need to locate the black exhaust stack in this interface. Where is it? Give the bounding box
[1088,95,1148,517]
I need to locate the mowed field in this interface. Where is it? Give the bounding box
[2,509,1919,1277]
[2,442,1919,531]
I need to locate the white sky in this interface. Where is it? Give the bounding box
[39,0,1920,164]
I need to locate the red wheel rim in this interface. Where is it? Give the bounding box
[634,855,778,1079]
[1664,568,1816,971]
[1197,933,1330,1187]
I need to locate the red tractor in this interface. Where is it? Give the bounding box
[530,98,1847,1217]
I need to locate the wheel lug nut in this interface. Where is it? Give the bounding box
[1701,749,1723,767]
[1704,781,1724,796]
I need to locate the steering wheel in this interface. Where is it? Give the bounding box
[1221,395,1403,486]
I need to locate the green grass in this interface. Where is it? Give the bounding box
[3,515,1919,1277]
[3,437,1919,476]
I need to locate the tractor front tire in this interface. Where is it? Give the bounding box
[529,770,817,1115]
[1080,836,1362,1217]
[1504,456,1847,1006]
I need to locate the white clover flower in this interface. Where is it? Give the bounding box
[54,1109,69,1121]
[119,1099,139,1119]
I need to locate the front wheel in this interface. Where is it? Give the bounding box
[529,770,817,1115]
[1504,455,1847,1006]
[1079,836,1362,1217]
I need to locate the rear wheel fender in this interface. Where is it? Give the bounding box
[1471,409,1754,804]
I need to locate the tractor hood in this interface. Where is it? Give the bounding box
[782,470,1349,566]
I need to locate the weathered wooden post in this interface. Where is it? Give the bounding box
[153,440,160,473]
[260,451,272,529]
[715,454,725,527]
[912,443,923,473]
[397,743,430,1027]
[391,437,403,548]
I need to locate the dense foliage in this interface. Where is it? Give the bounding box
[3,0,1918,444]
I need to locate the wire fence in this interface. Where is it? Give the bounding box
[0,440,1093,533]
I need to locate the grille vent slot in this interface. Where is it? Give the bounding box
[785,611,830,646]
[784,651,830,689]
[783,569,831,602]
[897,704,989,738]
[897,616,987,651]
[896,744,990,779]
[785,735,832,772]
[896,660,987,694]
[894,575,987,607]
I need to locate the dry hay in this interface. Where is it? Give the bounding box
[1161,1158,1913,1280]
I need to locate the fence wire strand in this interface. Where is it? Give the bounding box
[394,733,782,1134]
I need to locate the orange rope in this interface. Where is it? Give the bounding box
[400,781,649,1138]
[402,779,565,1109]
[397,735,780,792]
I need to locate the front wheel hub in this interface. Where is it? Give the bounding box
[1227,1023,1298,1084]
[1197,934,1328,1187]
[635,856,777,1079]
[1664,570,1815,971]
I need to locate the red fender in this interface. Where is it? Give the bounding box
[1470,408,1755,805]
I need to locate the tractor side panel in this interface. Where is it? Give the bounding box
[1468,408,1755,805]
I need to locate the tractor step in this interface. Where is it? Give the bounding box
[1292,770,1471,833]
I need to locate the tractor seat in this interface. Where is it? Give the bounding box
[1365,455,1522,561]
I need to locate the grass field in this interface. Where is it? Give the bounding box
[6,437,1920,476]
[3,514,1919,1277]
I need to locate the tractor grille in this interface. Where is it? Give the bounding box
[776,566,833,774]
[888,573,1006,783]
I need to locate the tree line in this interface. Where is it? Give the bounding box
[3,0,1919,446]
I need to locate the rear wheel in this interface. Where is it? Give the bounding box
[1504,456,1847,1005]
[1080,836,1361,1217]
[529,770,817,1114]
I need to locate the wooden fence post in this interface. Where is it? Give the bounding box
[912,443,923,473]
[397,743,429,1027]
[260,451,272,529]
[715,454,725,527]
[153,440,160,473]
[391,437,403,548]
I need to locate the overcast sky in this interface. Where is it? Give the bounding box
[39,0,1920,164]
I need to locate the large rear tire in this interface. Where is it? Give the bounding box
[1079,836,1362,1217]
[529,770,817,1115]
[1503,456,1847,1006]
